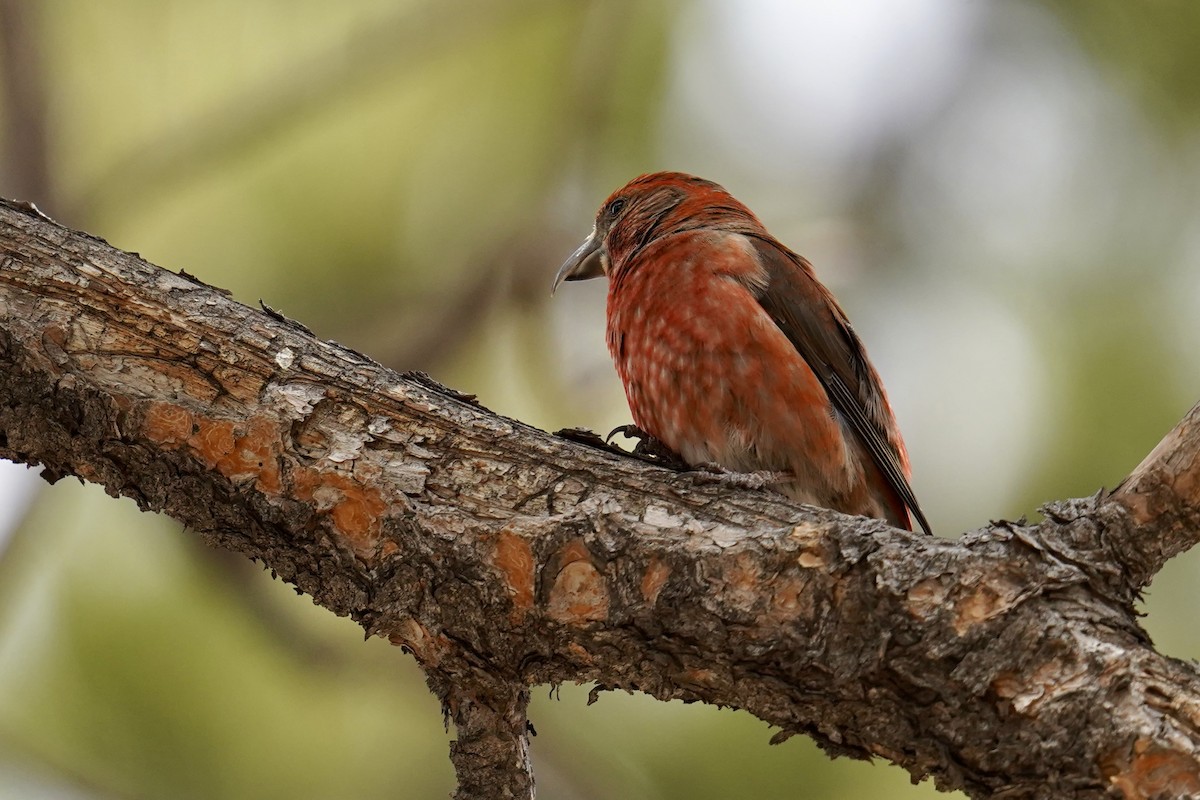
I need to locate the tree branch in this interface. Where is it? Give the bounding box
[1,199,1199,798]
[1109,400,1200,589]
[438,674,534,800]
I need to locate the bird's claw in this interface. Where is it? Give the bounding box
[606,424,689,468]
[605,423,646,444]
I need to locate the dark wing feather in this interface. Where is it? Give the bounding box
[745,236,932,535]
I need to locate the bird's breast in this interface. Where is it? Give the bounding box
[605,232,857,502]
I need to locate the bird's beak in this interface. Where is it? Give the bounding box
[552,230,605,295]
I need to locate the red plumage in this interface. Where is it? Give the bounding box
[554,172,930,534]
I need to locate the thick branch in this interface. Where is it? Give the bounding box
[1,200,1199,799]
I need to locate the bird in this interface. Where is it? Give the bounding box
[552,171,931,535]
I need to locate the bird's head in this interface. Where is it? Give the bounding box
[552,172,762,293]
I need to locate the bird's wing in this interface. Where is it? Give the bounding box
[743,235,932,535]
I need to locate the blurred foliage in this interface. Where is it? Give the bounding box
[1044,0,1200,134]
[1,0,1200,798]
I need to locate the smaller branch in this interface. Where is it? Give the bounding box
[433,670,534,800]
[1108,400,1200,588]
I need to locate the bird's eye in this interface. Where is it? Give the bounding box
[607,197,627,217]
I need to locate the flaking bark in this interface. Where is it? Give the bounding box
[1,198,1199,799]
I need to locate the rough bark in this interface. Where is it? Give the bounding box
[1,198,1199,799]
[1111,401,1200,588]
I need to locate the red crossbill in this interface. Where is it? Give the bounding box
[554,172,930,534]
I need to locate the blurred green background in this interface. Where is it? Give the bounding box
[1,1,1199,797]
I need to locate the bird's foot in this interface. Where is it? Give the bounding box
[606,425,689,469]
[688,463,793,492]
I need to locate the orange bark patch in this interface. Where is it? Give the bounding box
[768,575,812,622]
[956,585,1003,633]
[330,485,386,545]
[1102,738,1200,799]
[991,658,1089,715]
[566,642,594,665]
[493,529,535,623]
[143,402,194,446]
[796,549,826,569]
[906,578,948,621]
[293,468,385,556]
[953,569,1023,635]
[789,523,830,569]
[140,402,382,554]
[188,416,283,495]
[548,541,608,625]
[389,618,449,667]
[556,538,593,567]
[678,668,719,690]
[143,405,283,495]
[189,417,236,464]
[41,324,68,352]
[230,418,283,494]
[722,553,762,613]
[641,557,671,605]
